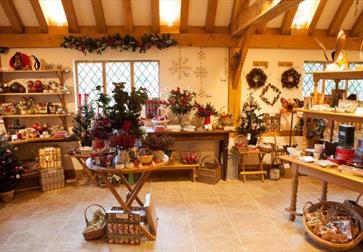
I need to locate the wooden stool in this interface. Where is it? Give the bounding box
[237,148,268,183]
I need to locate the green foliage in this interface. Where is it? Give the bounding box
[0,137,22,192]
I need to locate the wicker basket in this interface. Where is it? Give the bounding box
[82,204,106,241]
[344,194,363,218]
[234,135,248,152]
[218,106,233,126]
[197,155,221,184]
[303,201,363,251]
[106,206,145,245]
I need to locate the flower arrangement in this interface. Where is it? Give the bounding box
[237,94,266,144]
[167,87,196,120]
[109,134,136,149]
[142,134,174,155]
[0,137,22,193]
[194,102,218,118]
[90,116,112,140]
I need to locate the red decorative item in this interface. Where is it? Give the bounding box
[9,52,31,70]
[336,146,355,164]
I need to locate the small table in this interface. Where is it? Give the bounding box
[233,147,268,182]
[279,155,363,222]
[86,157,168,240]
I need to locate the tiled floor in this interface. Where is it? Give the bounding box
[1,176,363,252]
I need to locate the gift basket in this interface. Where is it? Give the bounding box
[82,204,106,241]
[303,201,363,251]
[151,107,169,131]
[218,106,233,126]
[234,135,248,152]
[197,155,221,184]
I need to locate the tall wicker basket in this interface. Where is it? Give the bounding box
[197,155,221,185]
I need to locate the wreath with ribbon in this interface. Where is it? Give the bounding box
[281,68,301,88]
[260,83,281,106]
[246,68,267,89]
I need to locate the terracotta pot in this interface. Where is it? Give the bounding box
[0,189,14,203]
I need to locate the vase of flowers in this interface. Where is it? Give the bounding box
[195,102,218,130]
[0,137,22,202]
[237,94,266,145]
[167,87,196,126]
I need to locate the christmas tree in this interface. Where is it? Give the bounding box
[72,104,95,147]
[237,94,266,144]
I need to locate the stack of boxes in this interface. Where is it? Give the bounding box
[38,147,64,191]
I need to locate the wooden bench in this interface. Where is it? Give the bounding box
[158,161,198,182]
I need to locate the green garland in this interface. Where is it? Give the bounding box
[61,33,178,55]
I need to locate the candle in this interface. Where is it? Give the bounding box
[78,93,82,109]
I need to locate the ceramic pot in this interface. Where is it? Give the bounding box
[0,189,14,203]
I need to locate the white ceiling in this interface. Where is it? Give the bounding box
[0,0,361,32]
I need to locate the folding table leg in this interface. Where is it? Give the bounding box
[102,175,130,211]
[78,157,98,184]
[140,224,156,241]
[126,172,151,207]
[119,174,144,206]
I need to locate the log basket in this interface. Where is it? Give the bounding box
[197,155,221,184]
[303,201,363,251]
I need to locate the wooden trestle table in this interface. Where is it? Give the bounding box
[65,154,98,184]
[279,155,363,222]
[86,156,168,240]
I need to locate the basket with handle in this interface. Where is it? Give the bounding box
[218,106,233,126]
[151,106,169,128]
[303,201,363,251]
[344,194,363,218]
[82,204,107,241]
[197,155,221,184]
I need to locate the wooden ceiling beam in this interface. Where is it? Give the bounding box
[61,0,80,33]
[205,0,218,33]
[30,0,48,33]
[91,0,106,33]
[230,0,249,29]
[1,32,363,50]
[255,25,265,34]
[327,0,354,37]
[231,0,303,36]
[180,0,189,33]
[122,0,133,32]
[280,6,298,35]
[151,0,160,33]
[308,0,327,36]
[350,10,363,37]
[0,0,23,33]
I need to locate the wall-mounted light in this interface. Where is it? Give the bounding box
[160,0,181,27]
[39,0,67,26]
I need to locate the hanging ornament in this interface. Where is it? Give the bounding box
[246,68,267,89]
[281,68,301,89]
[194,48,209,98]
[169,47,191,80]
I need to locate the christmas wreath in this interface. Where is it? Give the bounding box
[281,68,301,88]
[61,33,178,55]
[246,68,267,89]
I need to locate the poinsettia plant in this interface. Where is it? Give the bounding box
[167,87,196,117]
[109,134,136,149]
[90,116,113,140]
[194,102,218,118]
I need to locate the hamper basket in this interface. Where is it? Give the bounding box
[303,201,363,251]
[218,106,233,126]
[197,155,221,184]
[82,204,106,241]
[39,167,64,191]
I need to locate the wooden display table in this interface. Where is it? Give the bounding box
[149,129,231,180]
[279,155,363,221]
[86,156,168,240]
[233,147,268,183]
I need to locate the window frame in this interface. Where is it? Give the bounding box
[303,61,363,98]
[74,60,161,106]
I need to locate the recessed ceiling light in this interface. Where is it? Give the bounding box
[39,0,68,26]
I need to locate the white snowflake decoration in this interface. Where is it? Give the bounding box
[169,57,191,80]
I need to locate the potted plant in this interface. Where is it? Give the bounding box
[0,137,22,202]
[237,94,266,144]
[194,102,218,130]
[142,134,174,161]
[307,118,327,148]
[72,103,95,147]
[90,116,113,150]
[167,87,196,125]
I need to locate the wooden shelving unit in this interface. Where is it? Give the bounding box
[300,69,363,142]
[0,92,71,96]
[10,136,75,145]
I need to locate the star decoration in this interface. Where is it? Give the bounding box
[169,57,191,80]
